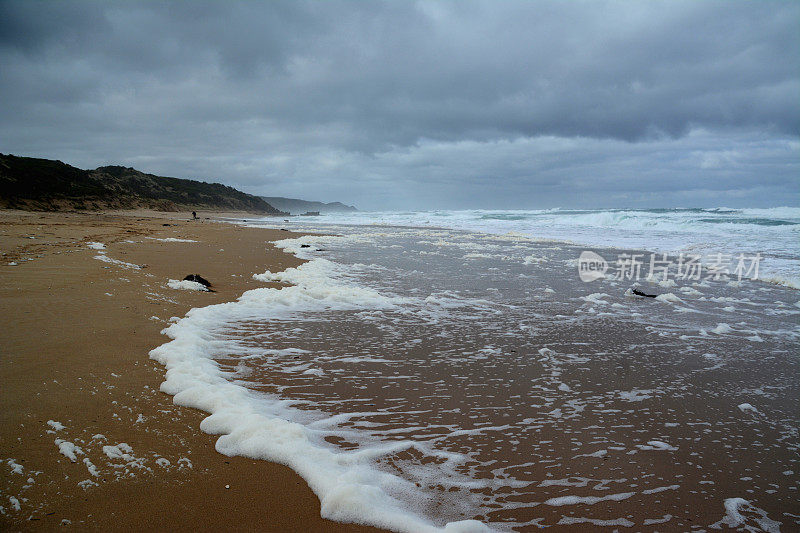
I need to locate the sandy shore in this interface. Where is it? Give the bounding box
[0,209,381,532]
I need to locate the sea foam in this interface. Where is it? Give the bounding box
[151,249,489,532]
[167,279,210,291]
[152,221,799,531]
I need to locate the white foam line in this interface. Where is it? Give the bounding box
[94,252,141,270]
[150,250,490,532]
[147,237,199,243]
[543,492,635,506]
[431,424,514,442]
[557,516,635,527]
[642,484,679,494]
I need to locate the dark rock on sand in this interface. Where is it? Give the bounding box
[184,274,212,289]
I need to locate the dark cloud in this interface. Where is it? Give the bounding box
[0,0,797,208]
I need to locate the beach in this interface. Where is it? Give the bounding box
[1,208,798,532]
[0,209,381,532]
[2,0,797,529]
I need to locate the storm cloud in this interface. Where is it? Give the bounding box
[1,0,797,208]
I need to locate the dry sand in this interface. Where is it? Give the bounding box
[0,209,381,532]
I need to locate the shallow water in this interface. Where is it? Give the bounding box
[153,224,799,531]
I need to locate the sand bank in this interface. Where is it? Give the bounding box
[0,209,381,532]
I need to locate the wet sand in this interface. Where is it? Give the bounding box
[209,226,798,531]
[0,209,381,532]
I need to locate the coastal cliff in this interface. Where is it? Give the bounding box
[0,154,287,214]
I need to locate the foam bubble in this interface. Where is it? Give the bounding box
[619,389,653,402]
[8,496,21,512]
[636,441,677,452]
[643,514,673,525]
[54,439,83,462]
[6,459,23,475]
[83,457,100,477]
[709,498,781,532]
[167,279,210,291]
[738,403,759,414]
[655,292,684,304]
[47,420,65,431]
[711,323,734,334]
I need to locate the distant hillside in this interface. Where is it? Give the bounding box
[0,154,287,214]
[260,196,357,215]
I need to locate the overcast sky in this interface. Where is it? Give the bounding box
[1,0,798,209]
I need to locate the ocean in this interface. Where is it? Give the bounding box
[150,207,799,532]
[293,207,800,290]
